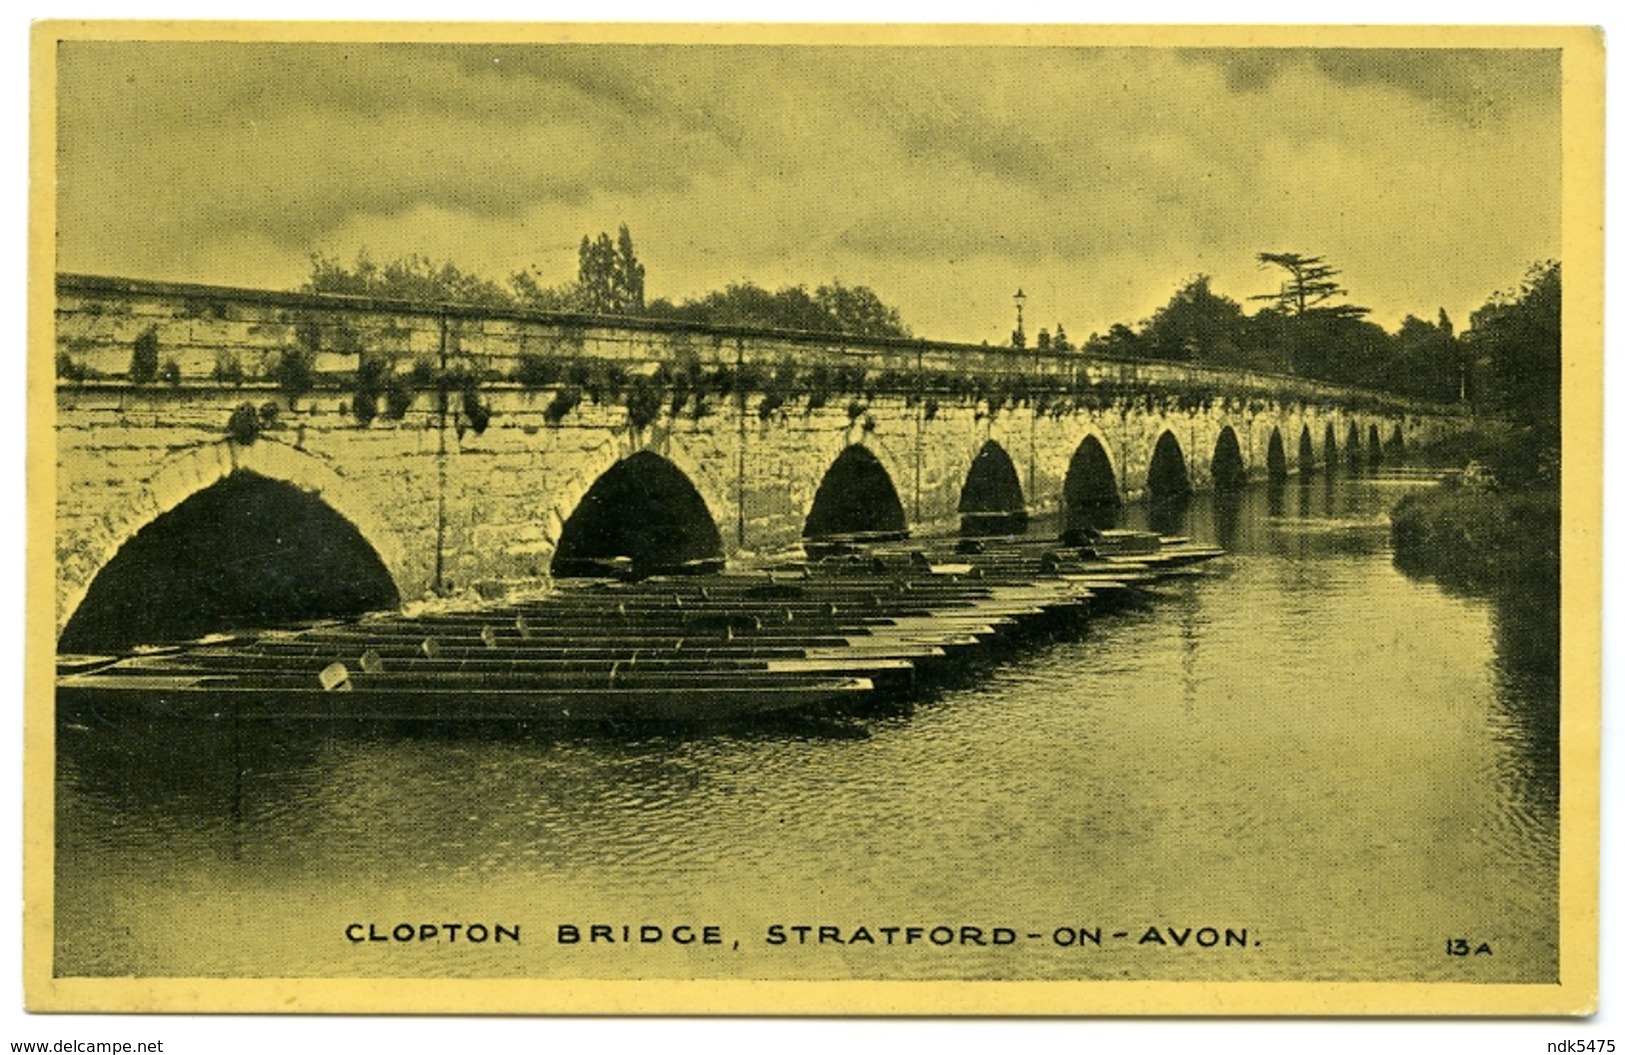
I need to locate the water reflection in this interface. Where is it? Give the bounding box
[55,471,1560,983]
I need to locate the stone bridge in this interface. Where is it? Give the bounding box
[52,273,1466,648]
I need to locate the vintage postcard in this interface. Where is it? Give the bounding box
[24,21,1602,1016]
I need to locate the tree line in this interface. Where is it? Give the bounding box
[300,235,1558,432]
[303,224,911,340]
[1080,252,1559,427]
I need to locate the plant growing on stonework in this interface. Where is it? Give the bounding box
[159,360,181,387]
[129,326,159,383]
[545,384,584,424]
[436,362,492,438]
[461,388,492,436]
[55,352,89,383]
[212,351,245,386]
[803,364,833,413]
[665,365,696,417]
[513,352,562,388]
[625,375,664,429]
[982,384,1008,419]
[354,354,420,425]
[226,402,261,445]
[734,361,767,398]
[271,346,315,405]
[700,364,734,400]
[756,393,786,420]
[352,355,389,425]
[383,375,415,420]
[754,360,797,419]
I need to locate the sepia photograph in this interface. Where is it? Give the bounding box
[23,19,1603,1019]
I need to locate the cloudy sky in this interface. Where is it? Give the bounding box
[54,35,1562,344]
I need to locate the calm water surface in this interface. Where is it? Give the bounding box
[55,472,1559,982]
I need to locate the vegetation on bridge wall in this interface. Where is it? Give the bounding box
[55,272,1455,453]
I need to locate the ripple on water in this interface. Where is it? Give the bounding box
[54,479,1560,982]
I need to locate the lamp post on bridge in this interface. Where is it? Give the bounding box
[1012,288,1027,349]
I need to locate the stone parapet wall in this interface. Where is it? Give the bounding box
[51,273,1468,636]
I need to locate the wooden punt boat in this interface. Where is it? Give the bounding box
[56,525,1221,726]
[55,670,877,724]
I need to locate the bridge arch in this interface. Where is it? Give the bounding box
[958,440,1028,535]
[1061,432,1122,535]
[1367,423,1384,466]
[804,441,909,539]
[57,439,407,649]
[1147,430,1193,501]
[1388,424,1406,458]
[1345,422,1364,469]
[551,450,725,577]
[1298,426,1315,476]
[1211,426,1248,491]
[1266,428,1288,483]
[536,429,731,563]
[1323,422,1339,470]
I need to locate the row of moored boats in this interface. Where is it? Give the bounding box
[56,530,1223,728]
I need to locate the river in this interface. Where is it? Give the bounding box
[53,470,1559,984]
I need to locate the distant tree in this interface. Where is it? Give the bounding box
[644,280,910,338]
[1036,328,1052,351]
[814,281,910,338]
[508,268,578,311]
[1287,310,1393,386]
[1141,275,1246,363]
[1083,323,1149,359]
[300,237,912,338]
[614,224,646,312]
[1378,312,1464,402]
[1468,260,1560,443]
[576,233,616,313]
[305,251,513,308]
[575,224,647,314]
[1052,323,1072,352]
[1251,252,1369,319]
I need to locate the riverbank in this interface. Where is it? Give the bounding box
[1390,483,1559,594]
[1389,421,1559,596]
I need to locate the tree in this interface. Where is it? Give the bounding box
[1378,312,1464,403]
[577,233,617,313]
[643,280,910,337]
[1468,260,1560,444]
[1141,275,1246,362]
[305,250,512,307]
[1251,252,1369,319]
[576,224,647,314]
[614,224,646,312]
[1083,323,1148,359]
[508,268,578,311]
[813,281,910,338]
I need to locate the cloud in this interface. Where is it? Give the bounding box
[1181,47,1560,123]
[54,40,1562,343]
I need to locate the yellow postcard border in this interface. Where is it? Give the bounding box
[23,20,1605,1017]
